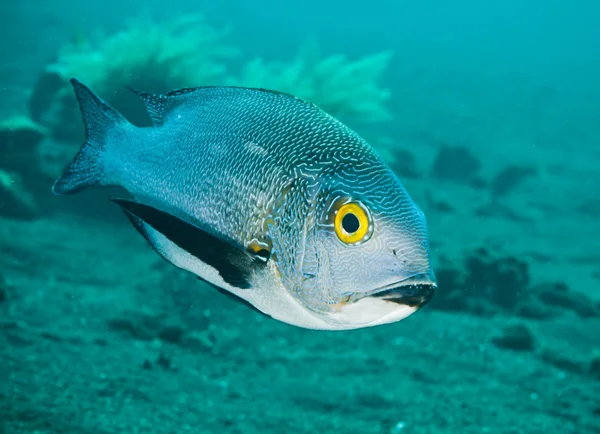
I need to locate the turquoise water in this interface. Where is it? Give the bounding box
[1,1,599,432]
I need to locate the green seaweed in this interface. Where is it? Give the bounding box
[51,15,239,95]
[30,14,239,137]
[30,18,394,141]
[228,39,394,124]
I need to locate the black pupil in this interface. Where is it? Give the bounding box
[342,213,360,234]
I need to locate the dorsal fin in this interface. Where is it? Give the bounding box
[127,87,169,127]
[128,85,318,127]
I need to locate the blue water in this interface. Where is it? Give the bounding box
[1,1,599,433]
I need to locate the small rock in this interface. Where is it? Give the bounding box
[352,392,392,409]
[390,149,420,178]
[490,165,536,198]
[6,332,34,347]
[464,249,530,310]
[428,268,466,312]
[432,145,485,188]
[0,116,50,195]
[430,289,465,312]
[179,331,215,353]
[536,282,598,318]
[106,317,154,341]
[157,324,185,344]
[106,310,174,341]
[0,274,7,303]
[0,116,47,157]
[590,354,600,380]
[156,352,172,370]
[475,202,531,222]
[28,69,69,126]
[425,190,454,213]
[578,199,600,217]
[469,299,499,316]
[491,323,535,352]
[1,320,19,329]
[0,169,38,219]
[540,349,585,374]
[28,68,84,141]
[40,331,62,342]
[516,299,554,320]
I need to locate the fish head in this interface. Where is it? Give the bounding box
[278,164,436,330]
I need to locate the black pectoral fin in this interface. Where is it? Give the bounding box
[111,198,264,289]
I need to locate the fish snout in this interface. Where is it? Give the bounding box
[371,272,436,308]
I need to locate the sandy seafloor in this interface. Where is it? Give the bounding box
[1,13,600,429]
[1,146,600,434]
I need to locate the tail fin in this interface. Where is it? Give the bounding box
[52,78,127,195]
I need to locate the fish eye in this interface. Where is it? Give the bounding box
[334,202,373,245]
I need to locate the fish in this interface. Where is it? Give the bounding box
[53,78,436,331]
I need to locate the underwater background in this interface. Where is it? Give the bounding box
[1,0,600,432]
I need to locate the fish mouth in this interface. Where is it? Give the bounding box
[366,273,436,308]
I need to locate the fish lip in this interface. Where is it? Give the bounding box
[365,273,437,308]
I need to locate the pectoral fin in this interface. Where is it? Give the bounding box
[111,198,265,289]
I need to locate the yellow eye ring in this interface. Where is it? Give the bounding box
[334,202,372,245]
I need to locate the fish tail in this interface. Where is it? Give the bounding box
[52,78,130,195]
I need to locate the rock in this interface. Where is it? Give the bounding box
[429,289,465,312]
[590,353,600,380]
[0,170,39,219]
[468,299,499,316]
[6,331,34,347]
[157,324,185,344]
[540,349,585,374]
[0,116,47,157]
[106,317,153,341]
[0,274,7,303]
[28,69,68,124]
[28,68,83,142]
[1,320,19,329]
[427,269,465,311]
[490,165,536,198]
[464,249,530,310]
[475,202,531,222]
[536,282,599,318]
[156,352,173,370]
[578,199,600,217]
[0,116,48,184]
[491,324,535,352]
[425,191,455,213]
[106,313,160,341]
[0,116,54,201]
[179,331,215,353]
[516,299,554,320]
[432,145,485,188]
[107,311,192,345]
[390,149,420,178]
